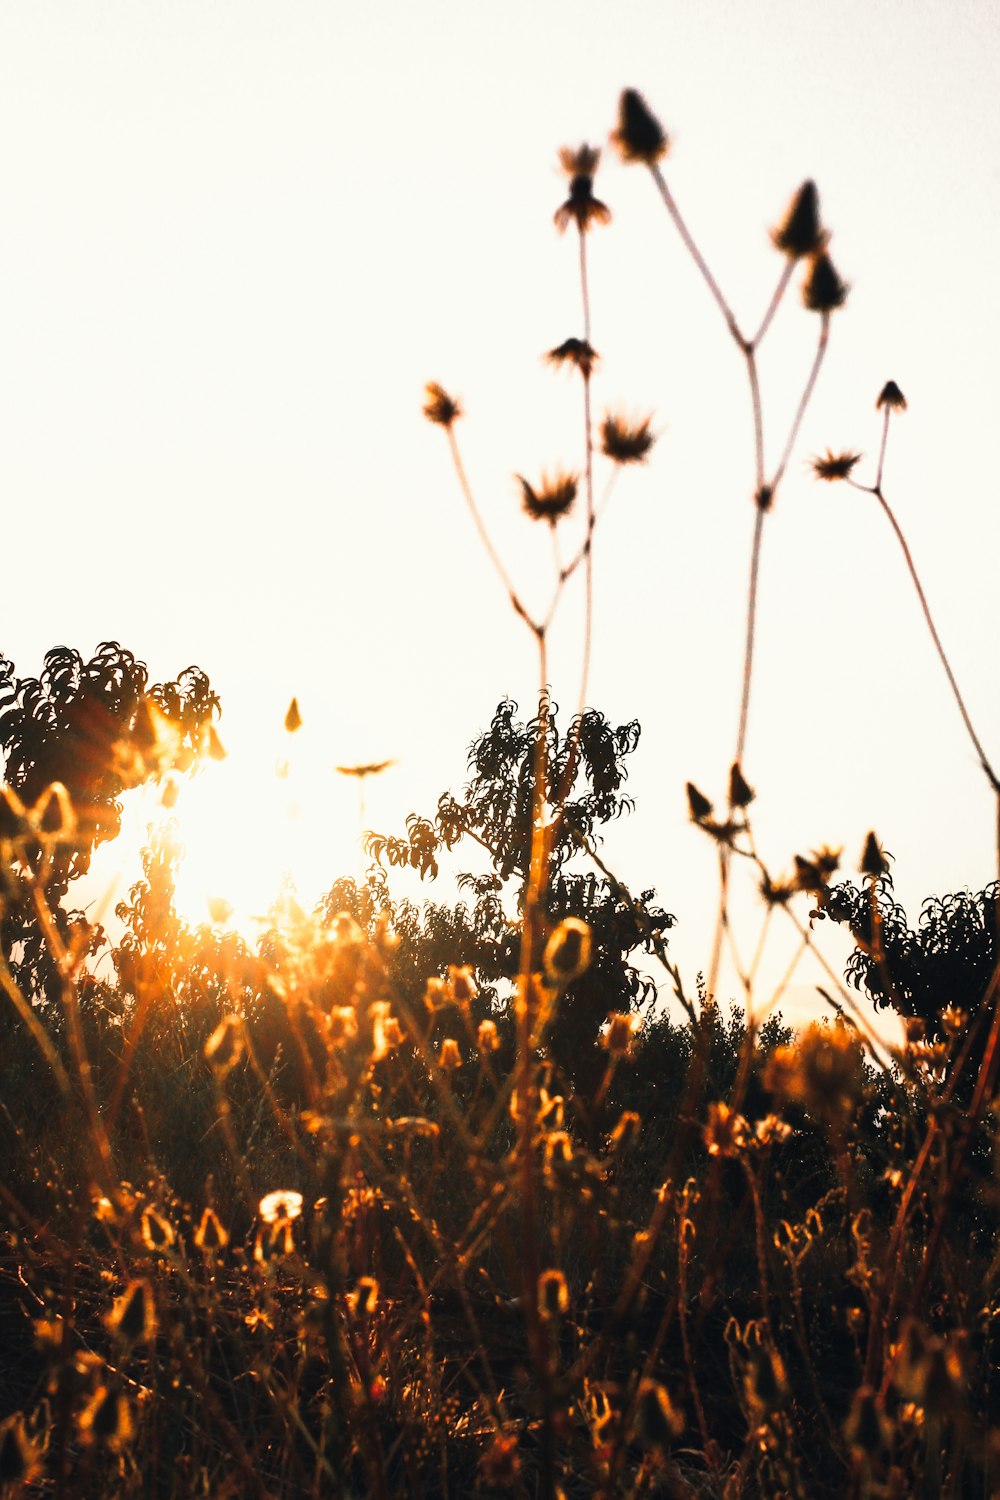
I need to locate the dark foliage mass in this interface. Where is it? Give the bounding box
[0,669,996,1497]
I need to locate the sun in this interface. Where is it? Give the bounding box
[104,713,371,943]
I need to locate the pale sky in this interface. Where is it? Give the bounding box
[2,1,999,1028]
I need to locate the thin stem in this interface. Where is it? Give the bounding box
[446,426,538,634]
[735,507,766,768]
[649,162,741,343]
[750,259,795,348]
[874,487,999,794]
[770,313,830,491]
[746,349,765,490]
[874,406,891,491]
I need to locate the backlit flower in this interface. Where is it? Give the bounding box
[612,89,669,165]
[877,379,907,411]
[423,382,461,427]
[546,337,599,377]
[554,144,611,234]
[518,471,578,524]
[771,180,826,259]
[813,449,862,482]
[802,250,849,312]
[259,1190,303,1224]
[600,412,656,464]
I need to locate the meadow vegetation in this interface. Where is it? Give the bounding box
[0,88,997,1498]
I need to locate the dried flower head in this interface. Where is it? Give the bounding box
[600,412,656,464]
[704,1100,749,1158]
[448,964,478,1003]
[612,89,669,165]
[543,917,592,983]
[140,1207,175,1253]
[877,379,907,411]
[546,337,599,377]
[632,1379,683,1449]
[812,449,862,482]
[728,761,754,808]
[845,1386,888,1455]
[686,782,713,822]
[610,1109,641,1152]
[423,382,461,427]
[802,250,849,312]
[0,1417,40,1485]
[759,872,795,907]
[555,144,611,233]
[438,1037,463,1070]
[205,1014,244,1073]
[860,830,888,879]
[518,470,578,524]
[107,1279,156,1348]
[259,1190,303,1225]
[771,180,826,259]
[603,1011,639,1058]
[477,1018,501,1053]
[538,1268,570,1318]
[194,1207,228,1252]
[765,1022,864,1120]
[81,1385,134,1450]
[284,697,302,733]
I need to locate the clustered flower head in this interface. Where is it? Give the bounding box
[517,470,578,524]
[803,250,849,313]
[601,412,656,465]
[877,379,907,411]
[543,917,592,983]
[554,144,611,234]
[546,337,599,377]
[423,382,461,427]
[813,449,862,482]
[771,180,827,259]
[612,89,669,165]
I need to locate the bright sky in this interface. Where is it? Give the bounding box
[2,1,998,1028]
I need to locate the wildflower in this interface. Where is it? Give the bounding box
[600,412,656,464]
[448,964,477,1003]
[81,1385,133,1449]
[610,1110,641,1152]
[704,1101,749,1158]
[759,872,794,907]
[518,470,578,524]
[205,1014,243,1073]
[0,1417,40,1485]
[140,1206,175,1253]
[728,761,754,808]
[686,782,713,822]
[554,144,611,233]
[940,1005,967,1038]
[107,1279,156,1348]
[632,1380,683,1449]
[259,1190,303,1224]
[813,449,862,481]
[877,379,907,411]
[438,1037,463,1070]
[194,1207,228,1252]
[538,1268,570,1318]
[771,180,826,259]
[603,1011,639,1058]
[284,697,302,732]
[477,1018,501,1053]
[255,1219,295,1263]
[765,1023,864,1120]
[802,249,849,312]
[546,337,599,377]
[860,830,888,879]
[543,917,592,983]
[753,1113,792,1147]
[347,1277,379,1317]
[423,382,461,427]
[612,89,669,165]
[845,1386,888,1455]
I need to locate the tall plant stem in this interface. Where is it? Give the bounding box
[446,426,536,632]
[649,163,739,340]
[872,485,999,796]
